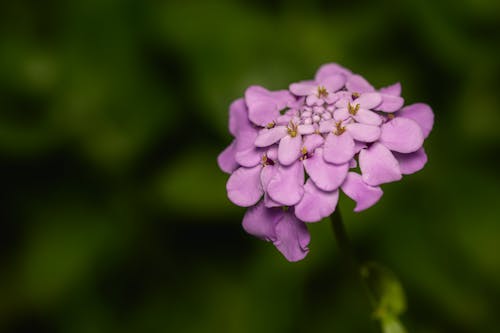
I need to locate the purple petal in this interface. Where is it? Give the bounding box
[320,74,345,93]
[306,94,321,106]
[235,128,262,167]
[218,140,239,174]
[273,211,310,262]
[333,108,350,122]
[346,123,381,142]
[341,172,383,212]
[295,179,339,223]
[303,134,324,152]
[254,126,288,147]
[397,103,434,138]
[355,92,382,109]
[346,74,375,93]
[319,119,336,133]
[376,94,404,112]
[298,124,315,135]
[393,147,428,175]
[354,109,382,125]
[245,86,294,127]
[379,117,424,153]
[379,82,401,96]
[260,165,282,208]
[278,135,302,166]
[242,201,280,241]
[267,161,305,206]
[315,63,353,82]
[226,165,263,207]
[303,148,348,191]
[359,143,402,186]
[323,132,355,164]
[289,81,316,96]
[229,98,250,136]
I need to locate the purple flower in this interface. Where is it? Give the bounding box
[218,63,434,261]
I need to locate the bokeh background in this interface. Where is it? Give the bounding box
[1,0,500,332]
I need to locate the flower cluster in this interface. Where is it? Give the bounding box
[218,63,434,262]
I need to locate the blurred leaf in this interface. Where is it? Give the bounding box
[381,315,408,333]
[361,262,406,317]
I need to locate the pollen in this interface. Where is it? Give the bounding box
[266,121,276,129]
[287,122,298,137]
[334,121,346,135]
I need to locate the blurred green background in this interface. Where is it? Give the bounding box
[1,0,499,332]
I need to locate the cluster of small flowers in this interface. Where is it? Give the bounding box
[218,63,434,262]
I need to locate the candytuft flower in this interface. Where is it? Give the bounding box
[218,63,434,262]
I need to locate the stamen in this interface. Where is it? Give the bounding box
[317,86,328,98]
[387,113,395,120]
[266,121,276,129]
[352,92,360,99]
[334,121,346,136]
[287,122,298,137]
[348,103,360,115]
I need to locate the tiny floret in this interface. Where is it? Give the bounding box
[218,63,434,262]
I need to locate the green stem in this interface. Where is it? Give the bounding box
[330,209,377,310]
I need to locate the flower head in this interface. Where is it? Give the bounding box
[218,63,434,262]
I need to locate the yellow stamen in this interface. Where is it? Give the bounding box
[348,103,360,115]
[266,121,276,129]
[317,86,328,98]
[388,113,395,120]
[334,121,346,136]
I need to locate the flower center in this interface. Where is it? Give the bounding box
[317,86,328,98]
[348,103,360,115]
[262,154,274,166]
[287,122,298,137]
[334,121,346,136]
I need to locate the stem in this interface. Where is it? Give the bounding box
[330,209,377,310]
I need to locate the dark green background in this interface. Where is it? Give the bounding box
[1,0,499,332]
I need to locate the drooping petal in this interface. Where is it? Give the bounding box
[359,143,402,186]
[355,92,382,109]
[242,201,280,241]
[379,117,424,153]
[295,179,339,223]
[278,135,302,166]
[376,94,404,112]
[323,132,355,164]
[341,172,383,212]
[346,123,381,142]
[289,81,316,96]
[393,147,428,175]
[254,126,288,147]
[303,134,324,152]
[315,63,353,82]
[320,74,345,93]
[229,98,250,136]
[379,82,401,96]
[303,148,348,191]
[226,165,263,207]
[218,140,239,173]
[267,161,305,206]
[397,103,434,138]
[354,109,382,125]
[346,74,375,93]
[273,211,310,262]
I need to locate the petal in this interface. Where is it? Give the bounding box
[242,201,280,241]
[359,143,402,186]
[218,140,239,173]
[295,179,339,223]
[379,117,424,153]
[273,211,310,262]
[393,147,428,175]
[379,82,401,96]
[375,94,404,112]
[349,158,357,168]
[319,119,336,133]
[341,172,383,212]
[354,109,382,125]
[235,128,262,167]
[260,165,282,208]
[226,165,264,207]
[355,92,382,109]
[346,74,375,93]
[303,148,348,191]
[254,126,288,147]
[306,94,320,106]
[323,132,355,164]
[320,74,345,93]
[397,103,434,138]
[278,135,302,166]
[289,81,316,96]
[267,162,305,206]
[229,98,250,136]
[245,86,294,126]
[315,63,353,82]
[346,123,381,142]
[303,134,324,152]
[333,108,350,122]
